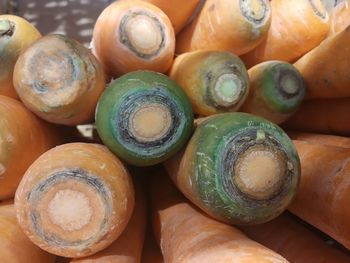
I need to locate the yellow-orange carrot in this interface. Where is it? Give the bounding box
[329,0,350,35]
[241,213,350,263]
[0,95,61,200]
[289,140,350,250]
[241,0,330,68]
[176,0,271,56]
[15,143,135,258]
[150,172,289,263]
[93,0,175,76]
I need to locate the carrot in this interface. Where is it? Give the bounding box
[329,0,350,35]
[241,213,350,263]
[0,15,41,98]
[241,0,330,68]
[294,26,350,99]
[0,202,56,263]
[169,50,249,116]
[143,0,201,34]
[15,143,135,258]
[176,0,271,56]
[289,140,350,250]
[95,71,193,166]
[13,34,106,125]
[92,0,175,76]
[165,113,300,225]
[70,181,146,263]
[240,61,305,124]
[141,228,164,263]
[150,172,289,263]
[0,95,62,200]
[282,98,350,136]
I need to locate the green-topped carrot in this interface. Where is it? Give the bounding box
[165,113,300,225]
[13,34,106,125]
[15,143,135,258]
[0,15,41,98]
[95,70,193,166]
[240,61,305,124]
[169,50,249,116]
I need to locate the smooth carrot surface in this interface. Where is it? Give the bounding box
[241,0,330,68]
[176,0,271,56]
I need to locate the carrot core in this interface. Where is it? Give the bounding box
[212,73,243,107]
[0,20,14,36]
[240,0,269,25]
[280,73,300,96]
[309,0,327,19]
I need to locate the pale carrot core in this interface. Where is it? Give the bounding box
[280,74,299,95]
[234,145,286,200]
[309,0,327,18]
[129,103,172,142]
[125,14,162,55]
[213,73,242,107]
[0,20,11,35]
[240,0,268,24]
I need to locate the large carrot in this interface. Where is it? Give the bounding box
[176,0,271,56]
[0,15,41,98]
[169,50,249,116]
[92,0,175,76]
[241,0,330,68]
[165,113,300,225]
[0,202,56,263]
[0,95,61,200]
[241,213,350,263]
[240,61,305,124]
[150,172,289,263]
[13,34,106,125]
[143,0,201,34]
[294,26,350,99]
[329,0,350,35]
[283,98,350,136]
[287,131,350,148]
[289,140,350,250]
[15,143,135,258]
[95,71,193,166]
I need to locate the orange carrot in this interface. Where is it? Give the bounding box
[283,98,350,136]
[0,95,61,200]
[15,143,135,258]
[0,202,56,263]
[92,0,175,76]
[241,213,350,263]
[289,140,350,250]
[150,172,289,263]
[329,0,350,35]
[176,0,271,56]
[143,0,201,34]
[0,15,41,98]
[241,0,330,68]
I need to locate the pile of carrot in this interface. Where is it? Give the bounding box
[0,0,350,261]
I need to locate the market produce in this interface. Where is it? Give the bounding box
[288,131,350,148]
[141,228,164,263]
[329,0,350,35]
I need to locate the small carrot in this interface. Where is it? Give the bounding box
[92,0,175,76]
[241,0,330,68]
[176,0,271,56]
[150,172,289,263]
[15,143,135,258]
[329,0,350,35]
[143,0,201,34]
[240,61,305,124]
[289,140,350,250]
[241,213,350,263]
[0,15,41,98]
[169,50,249,116]
[283,98,350,136]
[13,34,106,125]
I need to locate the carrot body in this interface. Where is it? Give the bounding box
[176,0,271,56]
[92,0,175,76]
[169,50,249,116]
[151,173,289,263]
[287,131,350,148]
[15,143,135,258]
[0,202,56,263]
[289,140,350,250]
[329,0,350,35]
[143,0,200,33]
[0,15,41,98]
[241,0,330,68]
[241,213,350,263]
[283,98,350,136]
[0,95,61,200]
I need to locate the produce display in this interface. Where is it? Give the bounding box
[0,0,349,262]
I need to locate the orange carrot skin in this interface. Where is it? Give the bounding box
[289,140,350,250]
[329,0,350,35]
[0,95,61,200]
[241,213,350,263]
